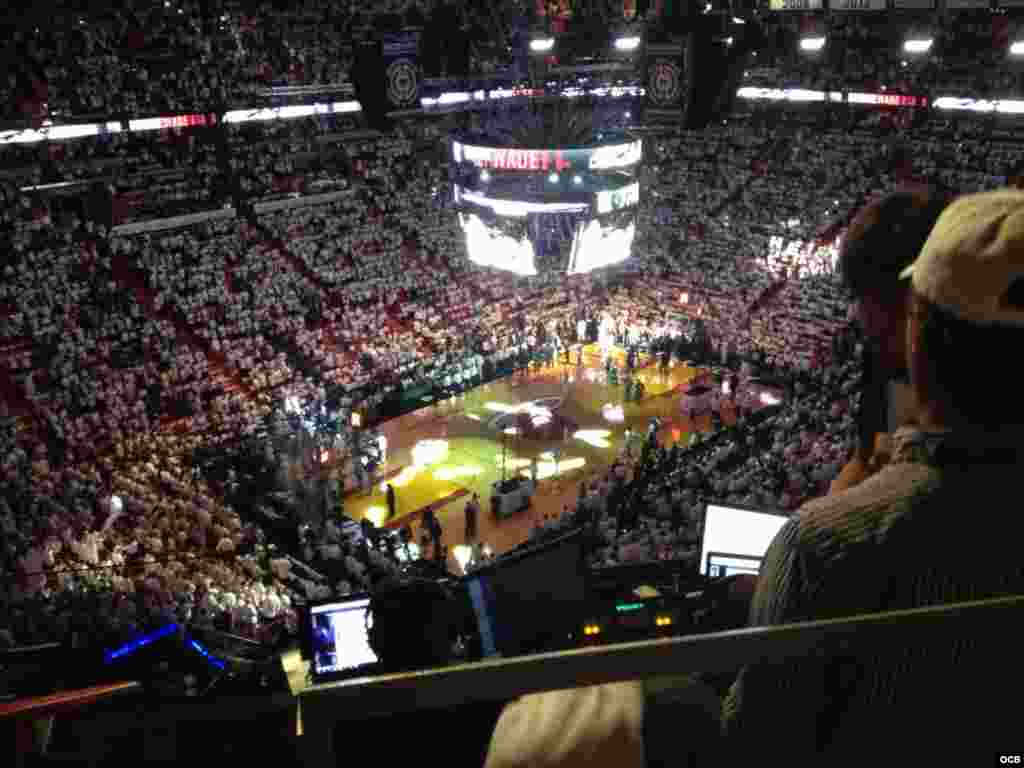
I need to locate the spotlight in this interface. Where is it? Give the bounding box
[530,38,554,53]
[1011,41,1024,56]
[614,36,641,52]
[548,172,559,183]
[573,174,582,185]
[903,38,933,54]
[799,36,826,53]
[480,170,490,182]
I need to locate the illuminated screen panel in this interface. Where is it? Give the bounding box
[459,212,538,276]
[596,182,640,215]
[452,140,642,172]
[699,505,789,577]
[569,218,635,274]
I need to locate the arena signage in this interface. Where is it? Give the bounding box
[596,182,640,214]
[847,92,928,107]
[129,114,217,132]
[768,0,824,10]
[932,97,1024,114]
[832,0,886,9]
[453,141,642,172]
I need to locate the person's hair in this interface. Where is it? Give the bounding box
[840,187,952,300]
[368,578,456,672]
[914,289,1024,430]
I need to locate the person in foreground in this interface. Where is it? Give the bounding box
[830,186,951,494]
[483,189,1024,768]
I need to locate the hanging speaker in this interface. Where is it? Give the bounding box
[352,38,390,130]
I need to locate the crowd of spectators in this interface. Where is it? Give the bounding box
[748,11,1024,98]
[8,10,1024,650]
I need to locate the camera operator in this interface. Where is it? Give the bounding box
[830,187,952,494]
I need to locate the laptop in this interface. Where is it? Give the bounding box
[462,528,588,659]
[308,595,380,682]
[699,503,790,579]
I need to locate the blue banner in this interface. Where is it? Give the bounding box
[382,31,421,109]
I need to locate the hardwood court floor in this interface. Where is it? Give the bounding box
[345,345,741,570]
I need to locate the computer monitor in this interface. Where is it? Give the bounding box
[705,552,764,578]
[462,528,588,658]
[309,595,379,680]
[699,504,789,578]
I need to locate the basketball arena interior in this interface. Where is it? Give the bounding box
[3,0,1024,765]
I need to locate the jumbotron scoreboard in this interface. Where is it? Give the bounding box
[449,131,642,275]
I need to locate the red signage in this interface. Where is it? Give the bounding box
[158,113,214,129]
[476,148,572,171]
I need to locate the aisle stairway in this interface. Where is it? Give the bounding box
[106,242,255,401]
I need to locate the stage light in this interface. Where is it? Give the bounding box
[530,38,554,53]
[1011,41,1024,56]
[724,37,734,46]
[479,170,490,182]
[412,439,449,468]
[452,545,473,573]
[574,429,613,449]
[381,465,418,491]
[522,456,586,480]
[433,465,484,482]
[602,404,625,423]
[614,36,641,52]
[548,172,559,183]
[760,392,781,405]
[732,16,745,24]
[573,175,583,185]
[903,38,933,54]
[365,506,388,527]
[799,36,826,53]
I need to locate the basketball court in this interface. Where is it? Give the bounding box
[342,344,750,569]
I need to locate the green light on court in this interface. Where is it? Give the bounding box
[615,602,644,613]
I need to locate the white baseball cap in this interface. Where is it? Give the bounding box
[900,188,1024,327]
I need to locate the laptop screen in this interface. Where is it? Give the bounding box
[705,552,764,578]
[310,597,379,677]
[461,529,587,657]
[466,576,499,658]
[699,504,789,577]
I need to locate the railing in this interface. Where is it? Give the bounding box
[296,593,1024,768]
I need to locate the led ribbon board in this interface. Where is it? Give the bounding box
[452,140,642,172]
